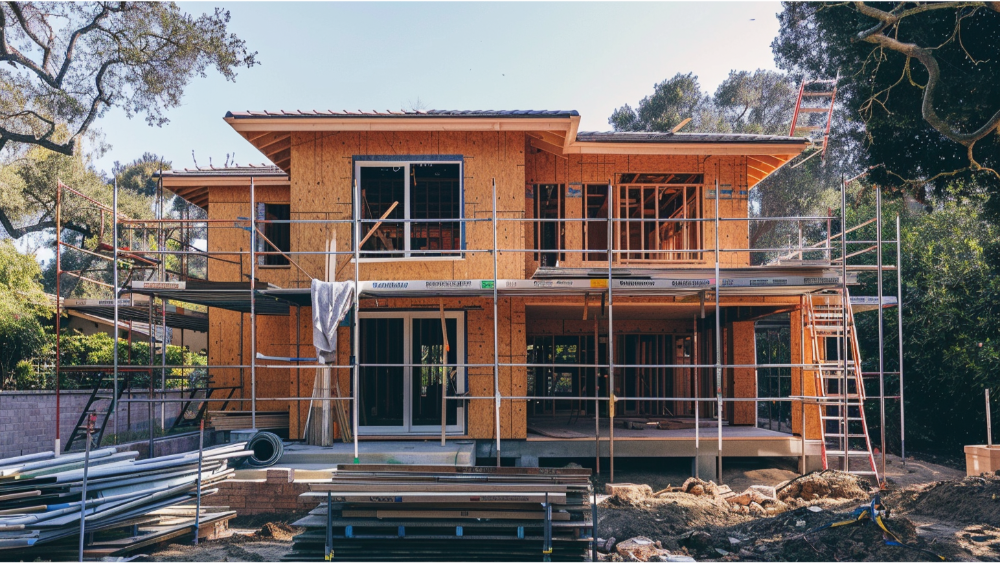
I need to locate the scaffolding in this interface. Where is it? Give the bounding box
[50,165,905,484]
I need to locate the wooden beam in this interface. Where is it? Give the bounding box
[529,137,567,158]
[528,130,567,147]
[257,135,291,154]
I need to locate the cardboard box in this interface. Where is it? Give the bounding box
[964,445,1000,475]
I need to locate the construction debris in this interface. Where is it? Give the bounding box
[287,464,593,561]
[0,443,247,556]
[776,470,870,502]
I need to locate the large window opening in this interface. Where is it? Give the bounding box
[356,161,462,259]
[755,313,792,433]
[616,173,703,263]
[532,184,565,266]
[584,184,609,261]
[258,203,290,267]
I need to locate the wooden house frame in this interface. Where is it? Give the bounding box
[60,109,902,482]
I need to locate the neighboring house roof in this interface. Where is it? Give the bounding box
[575,131,809,145]
[225,109,580,118]
[156,165,290,209]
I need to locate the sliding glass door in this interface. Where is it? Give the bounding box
[358,311,465,434]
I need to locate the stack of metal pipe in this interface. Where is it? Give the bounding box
[0,443,249,552]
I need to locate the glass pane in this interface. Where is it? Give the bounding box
[411,318,458,427]
[359,166,405,258]
[410,163,461,258]
[359,317,404,426]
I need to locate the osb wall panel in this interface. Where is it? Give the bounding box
[206,185,291,411]
[288,131,526,289]
[523,149,752,274]
[731,320,756,425]
[790,306,821,439]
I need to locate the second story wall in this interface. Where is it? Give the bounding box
[288,131,527,286]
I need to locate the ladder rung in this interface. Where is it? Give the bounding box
[798,107,832,113]
[825,450,872,456]
[825,433,869,438]
[802,91,836,96]
[821,416,863,421]
[794,125,824,131]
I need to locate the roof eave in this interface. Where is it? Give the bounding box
[224,115,577,133]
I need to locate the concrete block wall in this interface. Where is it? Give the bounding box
[0,390,187,458]
[203,468,321,515]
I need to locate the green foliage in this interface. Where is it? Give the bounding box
[57,331,207,390]
[0,239,51,388]
[844,188,1000,455]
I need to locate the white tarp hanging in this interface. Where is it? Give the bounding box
[311,279,354,364]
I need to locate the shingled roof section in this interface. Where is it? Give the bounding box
[156,164,287,178]
[575,131,810,144]
[224,109,580,119]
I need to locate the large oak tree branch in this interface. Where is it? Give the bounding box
[854,1,1000,151]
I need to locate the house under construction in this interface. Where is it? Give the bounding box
[53,101,904,483]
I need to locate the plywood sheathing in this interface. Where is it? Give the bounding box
[731,320,756,425]
[206,184,291,413]
[289,131,526,287]
[790,306,821,440]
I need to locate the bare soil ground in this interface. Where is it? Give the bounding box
[146,455,982,562]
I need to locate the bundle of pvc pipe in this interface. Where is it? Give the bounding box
[244,431,284,468]
[0,443,251,551]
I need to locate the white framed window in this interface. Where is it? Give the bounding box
[354,159,463,260]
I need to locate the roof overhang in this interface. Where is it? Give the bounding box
[158,171,290,210]
[224,111,808,188]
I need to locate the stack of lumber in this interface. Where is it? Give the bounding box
[0,443,248,555]
[209,410,289,431]
[287,464,593,561]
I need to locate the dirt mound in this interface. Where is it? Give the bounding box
[714,505,962,562]
[252,521,300,541]
[777,470,870,502]
[598,492,752,550]
[888,474,1000,527]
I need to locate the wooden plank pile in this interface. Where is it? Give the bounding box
[286,464,594,561]
[0,443,249,556]
[209,410,290,431]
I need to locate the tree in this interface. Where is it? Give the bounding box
[773,2,1000,192]
[0,239,50,388]
[0,2,257,155]
[609,73,724,132]
[1,142,153,240]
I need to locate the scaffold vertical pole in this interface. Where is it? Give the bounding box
[353,180,361,463]
[492,178,501,467]
[55,182,62,455]
[877,186,886,480]
[606,181,615,483]
[841,177,849,472]
[896,215,905,465]
[250,177,257,430]
[113,179,119,443]
[714,178,723,482]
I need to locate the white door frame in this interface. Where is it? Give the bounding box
[358,310,466,435]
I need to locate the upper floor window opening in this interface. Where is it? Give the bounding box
[258,203,290,267]
[616,173,704,263]
[356,160,462,259]
[532,184,565,267]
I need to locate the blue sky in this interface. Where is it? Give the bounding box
[92,2,783,173]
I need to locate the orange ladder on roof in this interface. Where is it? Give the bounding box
[789,78,838,161]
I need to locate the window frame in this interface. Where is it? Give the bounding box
[353,157,464,262]
[257,203,291,268]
